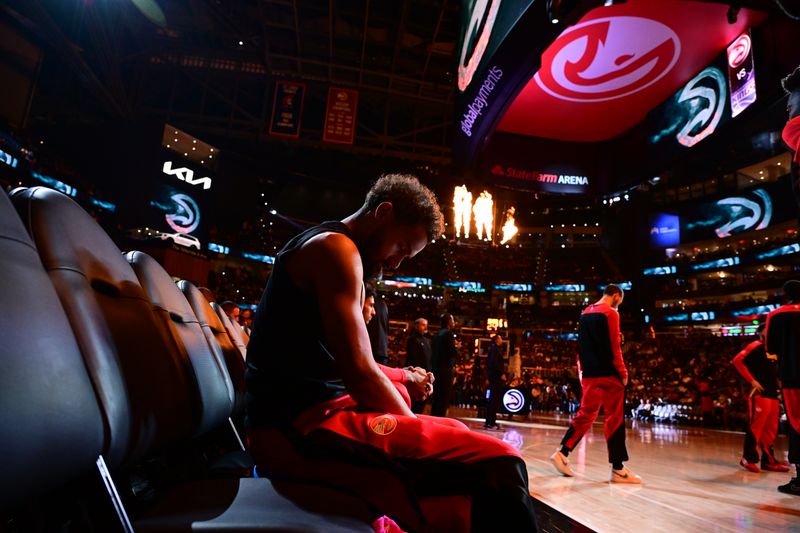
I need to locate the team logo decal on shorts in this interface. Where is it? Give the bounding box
[369,414,398,436]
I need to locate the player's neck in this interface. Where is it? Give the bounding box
[341,212,375,243]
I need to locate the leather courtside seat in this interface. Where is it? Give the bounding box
[180,280,246,415]
[126,251,234,436]
[0,190,104,509]
[10,186,194,468]
[214,302,248,358]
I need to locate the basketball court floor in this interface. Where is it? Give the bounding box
[454,411,800,532]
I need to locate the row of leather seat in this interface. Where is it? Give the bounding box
[0,187,372,531]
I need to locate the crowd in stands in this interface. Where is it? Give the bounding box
[655,293,781,313]
[207,263,270,306]
[653,272,789,302]
[382,329,760,431]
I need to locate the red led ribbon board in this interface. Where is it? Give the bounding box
[496,0,765,142]
[323,87,358,144]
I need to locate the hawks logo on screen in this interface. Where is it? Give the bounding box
[534,16,680,102]
[727,34,750,69]
[166,193,201,234]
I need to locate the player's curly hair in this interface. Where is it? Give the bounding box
[781,66,800,93]
[360,174,445,242]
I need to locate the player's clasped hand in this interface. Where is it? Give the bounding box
[405,367,435,400]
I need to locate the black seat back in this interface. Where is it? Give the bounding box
[213,303,248,358]
[10,187,194,468]
[126,251,234,436]
[179,280,246,415]
[0,190,104,509]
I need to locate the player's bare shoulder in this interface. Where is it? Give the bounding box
[289,231,362,289]
[303,231,360,263]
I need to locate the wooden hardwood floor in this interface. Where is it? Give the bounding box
[455,412,800,532]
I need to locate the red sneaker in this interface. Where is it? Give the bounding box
[740,458,761,473]
[762,462,791,472]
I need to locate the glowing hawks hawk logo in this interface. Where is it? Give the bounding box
[675,67,726,148]
[727,34,751,69]
[715,189,772,238]
[535,16,680,102]
[166,193,201,234]
[503,389,526,414]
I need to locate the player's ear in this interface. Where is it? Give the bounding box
[374,201,394,222]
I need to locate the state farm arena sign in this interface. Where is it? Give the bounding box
[490,164,590,194]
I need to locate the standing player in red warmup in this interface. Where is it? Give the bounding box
[731,324,790,473]
[549,284,641,483]
[765,280,800,495]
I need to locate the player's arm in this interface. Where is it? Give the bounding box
[731,341,759,387]
[764,312,779,358]
[306,233,414,416]
[607,310,628,384]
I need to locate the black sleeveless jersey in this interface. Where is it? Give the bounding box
[245,221,351,429]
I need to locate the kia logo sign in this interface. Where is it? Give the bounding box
[727,34,751,69]
[535,17,680,102]
[163,161,212,190]
[503,389,526,414]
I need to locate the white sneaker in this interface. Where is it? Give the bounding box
[610,467,642,484]
[549,450,574,477]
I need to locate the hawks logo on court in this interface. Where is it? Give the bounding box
[369,414,398,436]
[535,16,680,102]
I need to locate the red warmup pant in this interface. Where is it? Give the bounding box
[248,394,538,533]
[560,376,628,465]
[742,395,780,464]
[784,388,800,465]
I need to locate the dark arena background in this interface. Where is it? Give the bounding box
[1,0,800,532]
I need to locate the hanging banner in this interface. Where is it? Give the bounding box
[726,31,757,118]
[323,87,358,144]
[269,81,305,138]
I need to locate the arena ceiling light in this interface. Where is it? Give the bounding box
[130,0,166,27]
